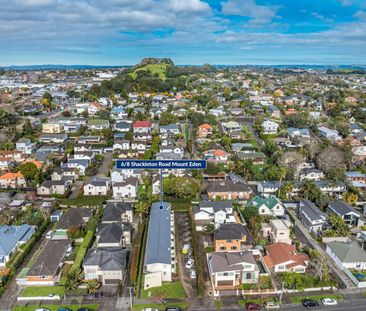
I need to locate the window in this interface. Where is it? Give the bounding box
[231,246,237,250]
[220,246,226,251]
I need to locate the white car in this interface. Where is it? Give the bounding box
[265,301,280,309]
[190,269,196,279]
[321,298,337,306]
[142,308,159,311]
[185,258,194,269]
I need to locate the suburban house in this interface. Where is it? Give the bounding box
[102,201,134,223]
[197,123,213,138]
[55,208,93,239]
[0,172,26,189]
[87,119,110,130]
[327,201,363,228]
[262,120,279,134]
[345,171,366,190]
[214,223,252,252]
[263,242,309,273]
[83,248,128,285]
[0,224,35,267]
[83,176,111,196]
[207,251,259,292]
[221,121,241,133]
[247,195,285,217]
[39,133,68,143]
[160,124,180,135]
[318,126,342,142]
[37,180,68,195]
[203,149,229,163]
[114,121,131,132]
[144,202,175,288]
[15,138,36,154]
[193,201,235,231]
[299,199,326,233]
[96,223,132,248]
[326,241,366,270]
[299,169,325,181]
[112,177,138,199]
[26,239,70,285]
[206,180,252,200]
[42,122,63,134]
[262,219,292,245]
[133,120,153,134]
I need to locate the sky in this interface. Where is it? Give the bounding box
[1,0,366,66]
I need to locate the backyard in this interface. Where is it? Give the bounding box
[20,286,65,297]
[140,281,186,299]
[351,270,366,281]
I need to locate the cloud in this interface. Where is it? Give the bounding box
[167,0,211,14]
[221,0,279,25]
[339,0,352,6]
[311,12,333,23]
[354,11,366,21]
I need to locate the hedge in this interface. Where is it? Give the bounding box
[69,230,94,273]
[59,196,107,207]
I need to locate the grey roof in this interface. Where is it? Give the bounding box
[199,201,233,210]
[328,200,360,217]
[327,241,366,263]
[144,202,172,265]
[208,251,257,273]
[27,240,70,277]
[85,176,110,187]
[214,223,252,244]
[102,202,133,222]
[206,180,251,193]
[97,223,132,244]
[56,208,92,229]
[300,199,326,222]
[83,248,128,271]
[0,225,35,257]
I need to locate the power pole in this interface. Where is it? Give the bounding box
[279,282,285,304]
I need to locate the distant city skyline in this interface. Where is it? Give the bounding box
[1,0,366,66]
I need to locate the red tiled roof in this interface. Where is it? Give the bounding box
[133,121,152,128]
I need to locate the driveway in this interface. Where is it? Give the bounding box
[69,180,84,199]
[97,152,113,177]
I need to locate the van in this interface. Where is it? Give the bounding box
[181,243,190,254]
[46,230,54,239]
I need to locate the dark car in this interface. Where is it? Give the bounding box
[246,302,262,310]
[77,309,91,311]
[165,308,183,311]
[302,299,319,307]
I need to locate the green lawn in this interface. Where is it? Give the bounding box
[239,297,279,306]
[130,64,169,80]
[289,294,342,304]
[20,286,65,297]
[132,302,187,311]
[13,304,99,311]
[140,281,186,299]
[70,230,94,273]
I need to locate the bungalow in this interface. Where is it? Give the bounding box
[111,106,128,119]
[26,239,70,285]
[318,126,342,142]
[39,133,68,143]
[207,251,259,292]
[193,201,235,231]
[102,201,134,223]
[214,223,252,252]
[198,123,213,138]
[299,199,326,233]
[112,177,138,199]
[247,195,285,217]
[96,222,132,248]
[299,168,325,181]
[0,224,35,267]
[206,180,252,200]
[78,136,101,144]
[204,149,229,163]
[88,102,103,115]
[83,176,111,196]
[87,119,110,131]
[287,127,310,139]
[42,122,63,134]
[114,121,131,132]
[263,242,309,273]
[0,172,26,189]
[326,241,366,270]
[133,120,153,134]
[160,124,180,135]
[261,120,279,135]
[83,248,128,285]
[221,121,241,134]
[328,201,363,228]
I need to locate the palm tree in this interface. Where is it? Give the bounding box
[65,268,83,290]
[86,278,101,294]
[134,201,150,223]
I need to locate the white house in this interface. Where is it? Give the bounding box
[83,176,111,196]
[262,120,279,135]
[112,177,138,199]
[326,241,366,270]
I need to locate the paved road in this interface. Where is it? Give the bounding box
[97,152,113,177]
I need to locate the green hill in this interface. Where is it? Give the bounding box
[130,63,171,80]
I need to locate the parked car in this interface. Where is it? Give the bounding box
[185,258,194,269]
[46,230,54,239]
[190,269,196,279]
[77,309,91,311]
[142,309,159,311]
[265,301,280,309]
[246,302,262,310]
[321,298,337,306]
[302,299,319,307]
[165,307,183,311]
[36,309,50,311]
[181,243,190,254]
[58,308,71,311]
